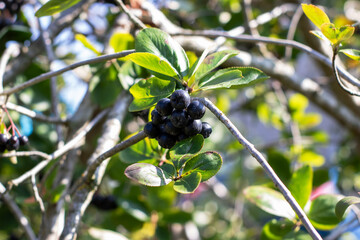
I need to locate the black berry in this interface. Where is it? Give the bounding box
[164,119,181,136]
[19,136,29,146]
[177,133,188,142]
[91,194,118,211]
[170,89,191,110]
[0,134,8,145]
[201,122,212,138]
[144,122,160,138]
[6,136,20,151]
[155,98,173,116]
[170,109,189,128]
[151,109,165,125]
[184,119,202,136]
[157,133,176,149]
[187,100,206,119]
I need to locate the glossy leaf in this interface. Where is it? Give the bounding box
[187,48,210,84]
[288,165,313,209]
[110,32,135,52]
[307,194,342,230]
[183,151,222,182]
[283,231,312,240]
[125,52,179,79]
[340,49,360,60]
[321,23,355,45]
[35,0,81,17]
[75,34,101,55]
[243,186,296,219]
[261,219,294,240]
[301,4,330,29]
[119,136,158,164]
[124,163,172,187]
[169,135,204,159]
[194,50,239,82]
[197,67,268,91]
[173,171,201,194]
[135,28,189,78]
[129,77,176,112]
[89,65,122,108]
[335,196,360,219]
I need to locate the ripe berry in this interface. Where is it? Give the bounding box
[157,133,176,149]
[19,136,29,146]
[170,109,189,128]
[156,98,173,116]
[151,109,165,125]
[144,122,160,138]
[91,194,118,211]
[164,119,181,136]
[184,119,202,136]
[187,100,206,119]
[170,89,191,110]
[201,122,212,138]
[6,136,20,151]
[0,134,8,145]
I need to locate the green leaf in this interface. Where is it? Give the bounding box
[283,231,312,240]
[183,151,222,182]
[35,0,81,17]
[129,77,176,112]
[173,171,201,194]
[169,135,204,160]
[243,186,296,219]
[118,60,149,90]
[118,199,150,221]
[267,150,291,183]
[301,4,330,29]
[298,150,325,167]
[197,67,268,91]
[75,34,101,55]
[119,136,159,164]
[335,196,360,219]
[187,48,210,84]
[46,184,66,204]
[194,50,239,83]
[125,52,180,79]
[109,32,135,52]
[261,219,294,240]
[289,93,308,113]
[124,163,173,187]
[307,194,342,230]
[288,165,313,209]
[340,49,360,60]
[135,28,189,78]
[321,23,355,45]
[161,209,193,223]
[337,25,355,43]
[89,64,122,108]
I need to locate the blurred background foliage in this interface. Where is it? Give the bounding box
[0,0,360,239]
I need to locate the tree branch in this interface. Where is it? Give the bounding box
[196,97,322,240]
[0,50,135,96]
[116,0,146,29]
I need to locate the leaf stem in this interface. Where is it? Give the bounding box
[195,97,322,240]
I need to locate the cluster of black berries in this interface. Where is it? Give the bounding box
[0,134,28,153]
[144,89,212,149]
[91,194,118,211]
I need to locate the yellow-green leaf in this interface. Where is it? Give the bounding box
[340,49,360,60]
[302,4,330,29]
[320,23,339,45]
[298,151,325,167]
[75,34,101,55]
[337,25,355,43]
[109,32,134,52]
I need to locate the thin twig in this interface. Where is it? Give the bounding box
[285,5,303,60]
[70,130,147,194]
[8,109,109,188]
[31,174,45,213]
[115,0,146,30]
[5,102,68,124]
[196,97,322,240]
[173,31,360,89]
[0,182,37,240]
[331,50,360,96]
[0,150,50,159]
[0,50,135,96]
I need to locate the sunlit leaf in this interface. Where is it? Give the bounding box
[173,171,201,194]
[340,49,360,60]
[183,151,222,181]
[298,150,325,167]
[283,231,312,240]
[261,219,294,240]
[75,34,101,55]
[244,186,296,219]
[335,196,360,219]
[302,4,330,29]
[110,32,135,52]
[288,165,313,209]
[119,135,159,164]
[124,163,173,186]
[35,0,81,17]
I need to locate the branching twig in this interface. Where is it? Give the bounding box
[115,0,146,30]
[0,50,135,96]
[31,174,45,213]
[196,97,322,240]
[0,183,37,240]
[6,102,68,124]
[173,31,360,89]
[8,109,109,188]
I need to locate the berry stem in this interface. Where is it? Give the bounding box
[3,106,18,136]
